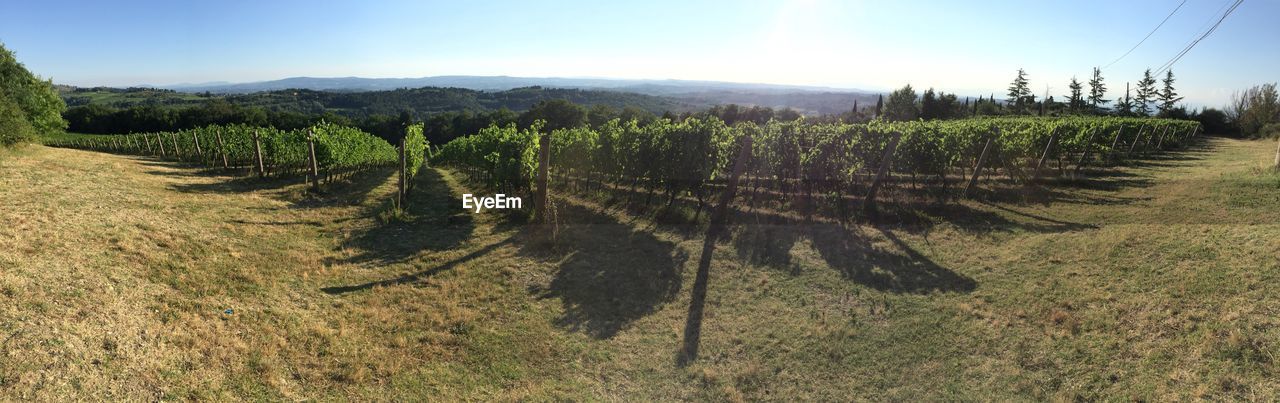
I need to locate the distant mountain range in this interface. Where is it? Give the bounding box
[160,75,876,97]
[60,76,884,116]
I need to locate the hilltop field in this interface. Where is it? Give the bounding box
[2,136,1279,400]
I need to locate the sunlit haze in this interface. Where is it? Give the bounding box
[3,0,1276,107]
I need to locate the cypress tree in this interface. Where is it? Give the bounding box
[1158,70,1184,116]
[1087,67,1110,113]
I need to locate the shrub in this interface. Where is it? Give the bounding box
[0,93,36,146]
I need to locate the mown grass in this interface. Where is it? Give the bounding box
[1,137,1278,400]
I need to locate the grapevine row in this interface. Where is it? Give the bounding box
[432,116,1200,216]
[47,122,430,192]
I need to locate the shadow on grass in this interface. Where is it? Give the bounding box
[729,214,977,294]
[677,224,720,366]
[331,168,475,266]
[525,201,689,339]
[975,201,1098,230]
[155,163,392,204]
[321,236,514,295]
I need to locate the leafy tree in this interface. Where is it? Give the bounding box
[1087,67,1109,112]
[1195,107,1232,135]
[1006,69,1031,113]
[920,88,941,120]
[0,43,67,136]
[920,89,963,120]
[617,106,656,125]
[1157,70,1184,116]
[0,93,36,146]
[938,92,961,119]
[775,108,802,121]
[1228,83,1280,137]
[975,95,1002,116]
[518,99,586,131]
[882,84,919,121]
[874,94,884,118]
[1134,69,1157,116]
[587,104,619,128]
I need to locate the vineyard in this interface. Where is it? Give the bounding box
[45,122,430,202]
[41,115,1201,220]
[432,116,1201,220]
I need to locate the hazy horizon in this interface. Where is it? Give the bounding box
[85,74,882,92]
[5,0,1276,108]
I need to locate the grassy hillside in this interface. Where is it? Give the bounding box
[61,87,213,108]
[1,137,1278,400]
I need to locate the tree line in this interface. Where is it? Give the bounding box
[0,43,66,147]
[1227,83,1280,138]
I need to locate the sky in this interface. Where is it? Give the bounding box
[2,0,1276,107]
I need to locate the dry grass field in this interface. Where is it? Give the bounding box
[1,137,1278,400]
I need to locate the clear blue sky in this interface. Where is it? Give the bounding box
[2,0,1276,107]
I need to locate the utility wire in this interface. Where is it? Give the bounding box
[1190,0,1236,37]
[1153,0,1243,76]
[1102,0,1188,69]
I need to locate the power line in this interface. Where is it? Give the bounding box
[1190,0,1237,37]
[1102,0,1188,69]
[1153,0,1243,76]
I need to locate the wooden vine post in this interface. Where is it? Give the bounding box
[1127,124,1147,158]
[1074,127,1099,174]
[170,133,181,161]
[157,133,166,157]
[307,129,320,191]
[215,129,229,169]
[864,131,902,213]
[1274,135,1280,171]
[1030,127,1061,183]
[252,130,266,178]
[1108,126,1125,160]
[1142,126,1161,153]
[964,127,998,199]
[192,130,203,161]
[397,134,407,208]
[1155,126,1169,150]
[534,130,551,223]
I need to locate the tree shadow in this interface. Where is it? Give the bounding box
[162,172,310,194]
[921,202,1100,234]
[852,226,977,293]
[974,201,1098,230]
[525,201,689,339]
[331,168,475,266]
[321,236,513,295]
[962,175,1154,206]
[677,226,719,366]
[730,219,976,294]
[157,162,398,209]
